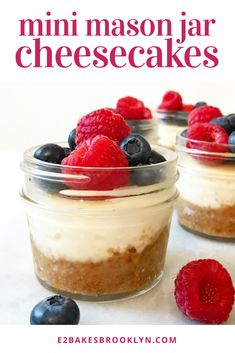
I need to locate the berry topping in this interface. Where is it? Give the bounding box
[147,150,166,164]
[182,104,194,112]
[229,131,235,152]
[68,128,76,150]
[210,117,234,135]
[83,135,128,168]
[63,147,71,158]
[62,135,129,190]
[187,123,229,154]
[116,96,145,120]
[63,139,88,167]
[225,114,235,130]
[174,259,235,324]
[158,90,183,111]
[194,101,207,108]
[132,150,166,186]
[75,109,130,146]
[120,134,151,166]
[188,105,222,126]
[186,123,228,164]
[30,295,80,325]
[143,107,152,119]
[34,143,65,164]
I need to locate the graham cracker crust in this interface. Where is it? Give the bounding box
[31,226,169,296]
[176,198,235,239]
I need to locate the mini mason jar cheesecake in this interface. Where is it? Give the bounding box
[176,109,235,240]
[157,110,188,148]
[20,109,178,301]
[156,90,205,148]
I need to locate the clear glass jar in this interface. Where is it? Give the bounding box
[125,119,159,144]
[176,133,235,240]
[20,143,178,301]
[156,110,188,149]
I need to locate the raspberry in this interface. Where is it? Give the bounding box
[158,90,183,111]
[174,259,235,324]
[62,135,129,190]
[63,140,88,166]
[187,123,229,154]
[143,107,152,119]
[116,96,145,120]
[75,109,130,146]
[182,104,194,112]
[188,105,222,126]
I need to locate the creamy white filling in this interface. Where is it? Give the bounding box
[158,124,185,148]
[177,157,235,208]
[26,185,177,262]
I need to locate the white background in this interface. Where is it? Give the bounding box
[0,0,235,151]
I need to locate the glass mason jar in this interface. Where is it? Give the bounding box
[20,143,178,301]
[125,119,159,144]
[156,110,188,149]
[176,133,235,240]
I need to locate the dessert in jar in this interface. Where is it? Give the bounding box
[112,96,158,143]
[156,90,206,149]
[20,108,178,301]
[176,105,235,239]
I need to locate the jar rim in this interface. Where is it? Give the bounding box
[21,141,177,174]
[176,131,235,158]
[156,109,188,120]
[125,119,156,129]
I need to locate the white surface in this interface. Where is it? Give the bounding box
[0,152,235,325]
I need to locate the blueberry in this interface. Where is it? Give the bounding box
[63,147,71,158]
[132,168,155,186]
[68,128,76,150]
[194,101,207,108]
[180,129,188,137]
[229,131,235,152]
[34,144,65,164]
[210,117,233,135]
[30,295,80,325]
[120,135,151,166]
[132,150,166,186]
[132,165,165,186]
[36,177,68,193]
[225,114,235,130]
[147,150,166,164]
